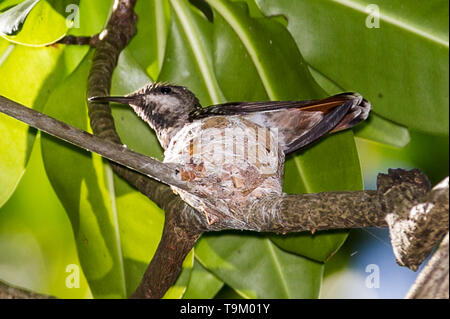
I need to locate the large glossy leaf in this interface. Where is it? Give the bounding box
[0,0,39,35]
[0,0,102,210]
[60,0,112,75]
[208,0,324,100]
[256,0,449,135]
[0,0,78,46]
[115,174,194,299]
[0,136,91,299]
[206,0,362,263]
[128,0,170,80]
[40,53,127,298]
[309,66,411,148]
[0,41,66,208]
[183,259,224,299]
[159,0,224,105]
[196,232,323,298]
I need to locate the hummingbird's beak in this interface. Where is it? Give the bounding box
[88,95,140,105]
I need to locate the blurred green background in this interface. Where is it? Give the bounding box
[0,0,448,298]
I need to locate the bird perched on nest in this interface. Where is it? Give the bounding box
[90,83,370,227]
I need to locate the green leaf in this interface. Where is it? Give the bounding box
[309,65,411,148]
[208,0,324,101]
[159,0,225,105]
[0,1,24,12]
[113,174,164,298]
[256,0,449,135]
[41,52,127,298]
[0,136,91,299]
[183,259,224,299]
[0,0,40,35]
[111,48,163,159]
[0,41,66,208]
[128,0,171,80]
[0,0,73,46]
[354,115,411,148]
[61,0,113,75]
[196,232,323,298]
[114,175,194,299]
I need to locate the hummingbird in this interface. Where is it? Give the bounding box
[90,83,370,228]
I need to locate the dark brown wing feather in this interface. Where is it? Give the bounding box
[190,93,371,155]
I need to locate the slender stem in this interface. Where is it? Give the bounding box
[0,96,189,191]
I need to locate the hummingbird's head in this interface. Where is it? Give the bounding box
[89,82,201,148]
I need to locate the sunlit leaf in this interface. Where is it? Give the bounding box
[196,232,323,298]
[60,0,112,75]
[0,41,65,208]
[128,0,170,80]
[256,0,449,135]
[0,0,76,46]
[309,66,411,148]
[0,0,40,35]
[183,259,224,299]
[41,52,127,298]
[0,136,91,299]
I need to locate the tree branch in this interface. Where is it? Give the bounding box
[406,232,449,299]
[0,281,54,299]
[0,96,195,193]
[386,176,449,270]
[131,206,202,299]
[55,34,100,47]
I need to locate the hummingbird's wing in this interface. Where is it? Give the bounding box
[190,93,370,155]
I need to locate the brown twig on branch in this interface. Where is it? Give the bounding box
[0,281,54,299]
[55,34,100,47]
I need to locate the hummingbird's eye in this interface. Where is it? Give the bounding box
[160,87,172,95]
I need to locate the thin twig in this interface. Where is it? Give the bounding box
[55,34,100,47]
[0,96,191,192]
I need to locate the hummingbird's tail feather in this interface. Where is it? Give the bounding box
[329,93,371,133]
[282,92,371,154]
